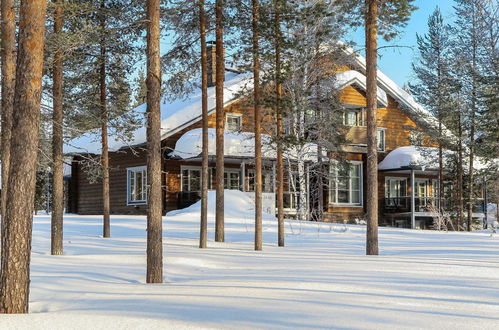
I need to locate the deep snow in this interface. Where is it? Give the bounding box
[2,209,499,329]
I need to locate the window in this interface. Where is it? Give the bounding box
[385,177,407,206]
[127,166,147,205]
[329,162,362,206]
[226,114,242,132]
[377,128,386,151]
[343,108,365,126]
[182,167,201,191]
[247,170,274,192]
[224,171,240,190]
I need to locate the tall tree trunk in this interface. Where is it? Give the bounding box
[1,0,16,225]
[199,0,208,249]
[51,0,64,255]
[457,115,464,231]
[215,0,225,242]
[467,121,475,232]
[274,0,284,247]
[146,0,163,283]
[252,0,262,251]
[0,0,48,313]
[100,0,110,238]
[365,0,379,255]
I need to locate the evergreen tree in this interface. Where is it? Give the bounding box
[452,0,488,231]
[345,0,416,254]
[410,7,455,218]
[63,0,143,237]
[146,0,163,284]
[1,0,16,224]
[0,0,48,314]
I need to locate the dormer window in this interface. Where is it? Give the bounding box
[226,113,242,132]
[343,108,365,126]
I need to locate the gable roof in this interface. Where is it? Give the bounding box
[65,47,444,155]
[64,71,252,154]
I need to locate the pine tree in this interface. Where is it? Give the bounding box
[345,0,416,254]
[0,0,48,314]
[63,0,143,237]
[146,0,163,284]
[453,0,488,231]
[1,0,16,226]
[199,0,209,249]
[215,0,225,242]
[410,7,454,219]
[51,0,65,255]
[252,0,263,251]
[274,0,285,246]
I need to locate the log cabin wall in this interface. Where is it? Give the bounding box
[69,66,437,220]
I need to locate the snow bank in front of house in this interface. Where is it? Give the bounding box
[166,189,276,221]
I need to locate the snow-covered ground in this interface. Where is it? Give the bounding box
[2,207,499,329]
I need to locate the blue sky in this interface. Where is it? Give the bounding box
[348,0,457,87]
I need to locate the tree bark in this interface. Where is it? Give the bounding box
[100,0,110,238]
[146,0,163,283]
[365,0,379,255]
[215,0,225,242]
[1,0,16,225]
[199,0,208,249]
[274,0,284,247]
[51,0,64,255]
[0,0,48,313]
[457,116,464,231]
[252,0,262,251]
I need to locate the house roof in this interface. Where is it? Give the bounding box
[378,146,489,172]
[65,46,447,155]
[64,71,252,154]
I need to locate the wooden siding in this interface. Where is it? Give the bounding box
[70,69,437,221]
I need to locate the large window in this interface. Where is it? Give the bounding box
[224,170,240,190]
[226,113,242,132]
[182,167,201,191]
[247,170,274,192]
[329,162,362,206]
[127,166,147,205]
[385,177,407,206]
[343,108,365,126]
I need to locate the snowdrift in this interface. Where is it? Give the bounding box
[166,189,277,221]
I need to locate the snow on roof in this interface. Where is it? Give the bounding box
[65,45,455,156]
[341,46,456,139]
[64,71,252,154]
[379,146,489,171]
[333,70,388,107]
[170,128,320,161]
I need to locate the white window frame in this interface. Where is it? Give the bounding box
[329,161,363,207]
[377,127,386,152]
[181,166,202,192]
[226,113,242,132]
[343,108,365,127]
[385,177,408,198]
[127,166,147,206]
[247,169,274,192]
[224,169,241,190]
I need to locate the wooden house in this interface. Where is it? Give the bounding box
[65,46,487,228]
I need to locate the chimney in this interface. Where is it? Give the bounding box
[206,41,224,87]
